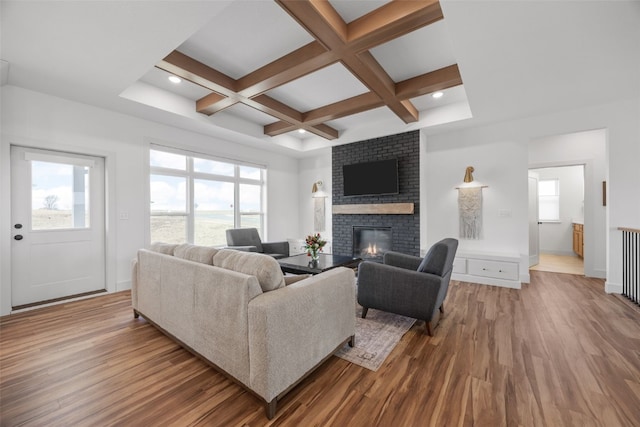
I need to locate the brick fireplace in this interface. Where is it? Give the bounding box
[332,130,420,258]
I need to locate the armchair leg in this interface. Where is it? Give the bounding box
[361,307,368,319]
[439,303,445,315]
[425,321,433,336]
[348,335,355,348]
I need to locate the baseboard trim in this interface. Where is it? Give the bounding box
[605,281,622,294]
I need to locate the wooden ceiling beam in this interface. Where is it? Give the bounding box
[157,50,237,95]
[249,94,339,140]
[347,0,444,51]
[276,0,420,124]
[395,64,463,100]
[264,91,384,137]
[196,94,238,115]
[236,41,337,97]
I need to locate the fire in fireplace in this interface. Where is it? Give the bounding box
[353,226,392,262]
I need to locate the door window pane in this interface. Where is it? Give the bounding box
[194,158,234,176]
[194,180,234,246]
[150,150,186,170]
[538,179,560,221]
[31,161,90,230]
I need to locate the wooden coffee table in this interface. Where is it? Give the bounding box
[278,253,361,275]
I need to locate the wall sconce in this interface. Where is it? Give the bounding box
[455,166,488,189]
[312,180,328,198]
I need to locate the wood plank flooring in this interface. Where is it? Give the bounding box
[530,253,584,275]
[1,271,639,426]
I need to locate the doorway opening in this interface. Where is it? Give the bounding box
[529,165,585,275]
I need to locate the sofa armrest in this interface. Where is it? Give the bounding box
[226,245,259,252]
[357,261,442,321]
[248,267,355,403]
[261,241,289,255]
[383,251,423,271]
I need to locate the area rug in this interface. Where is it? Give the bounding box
[335,306,416,372]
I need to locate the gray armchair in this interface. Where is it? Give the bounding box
[225,228,289,259]
[356,238,458,336]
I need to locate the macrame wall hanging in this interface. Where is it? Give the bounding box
[456,166,488,240]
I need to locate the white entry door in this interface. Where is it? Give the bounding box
[528,172,540,267]
[10,146,106,308]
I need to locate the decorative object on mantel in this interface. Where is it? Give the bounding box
[312,180,327,231]
[305,232,326,261]
[456,166,488,240]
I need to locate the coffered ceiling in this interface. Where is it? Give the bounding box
[150,0,462,141]
[128,0,470,149]
[2,1,638,156]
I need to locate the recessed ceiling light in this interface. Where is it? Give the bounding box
[298,129,306,134]
[168,75,182,84]
[432,91,444,99]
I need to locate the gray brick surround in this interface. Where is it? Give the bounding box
[332,130,420,258]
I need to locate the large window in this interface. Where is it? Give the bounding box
[149,146,265,245]
[538,179,560,222]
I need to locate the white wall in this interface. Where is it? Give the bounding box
[424,129,529,280]
[0,85,300,315]
[421,97,640,292]
[529,129,607,278]
[533,165,585,256]
[297,150,332,244]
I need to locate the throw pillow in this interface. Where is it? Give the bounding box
[173,244,218,265]
[149,242,179,255]
[213,249,285,292]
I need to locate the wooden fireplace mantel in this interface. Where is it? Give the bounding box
[332,203,414,215]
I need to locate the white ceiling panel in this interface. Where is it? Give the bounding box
[266,63,369,112]
[222,103,277,126]
[178,1,313,79]
[330,0,389,23]
[411,85,468,111]
[370,20,458,82]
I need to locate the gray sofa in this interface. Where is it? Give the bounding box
[357,238,458,335]
[131,243,355,419]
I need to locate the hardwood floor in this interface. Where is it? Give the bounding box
[530,253,584,275]
[2,271,639,426]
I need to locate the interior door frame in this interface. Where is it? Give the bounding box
[528,159,598,278]
[1,136,117,315]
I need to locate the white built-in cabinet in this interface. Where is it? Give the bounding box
[451,252,522,289]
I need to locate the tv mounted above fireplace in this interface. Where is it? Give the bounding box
[343,159,399,196]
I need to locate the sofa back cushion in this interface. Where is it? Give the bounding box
[213,249,285,292]
[174,244,218,265]
[149,242,179,255]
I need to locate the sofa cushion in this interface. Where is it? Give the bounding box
[284,274,311,286]
[213,249,285,292]
[173,244,219,265]
[149,242,179,255]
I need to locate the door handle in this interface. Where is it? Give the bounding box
[14,235,23,241]
[14,224,22,229]
[538,222,542,225]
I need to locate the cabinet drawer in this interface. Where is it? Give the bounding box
[468,259,518,280]
[452,258,467,274]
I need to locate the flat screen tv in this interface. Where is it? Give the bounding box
[343,159,399,196]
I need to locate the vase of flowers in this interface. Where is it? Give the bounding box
[305,233,326,261]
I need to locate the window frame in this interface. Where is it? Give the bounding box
[148,144,266,246]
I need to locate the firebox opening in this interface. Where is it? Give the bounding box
[353,226,392,262]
